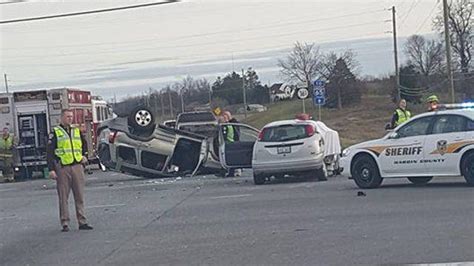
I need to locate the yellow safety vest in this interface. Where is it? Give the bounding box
[0,135,13,158]
[54,126,83,165]
[395,108,411,126]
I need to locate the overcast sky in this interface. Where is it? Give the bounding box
[0,0,440,99]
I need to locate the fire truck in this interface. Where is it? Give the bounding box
[91,97,114,156]
[0,88,99,179]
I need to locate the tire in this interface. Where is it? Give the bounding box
[407,177,433,185]
[128,106,155,133]
[315,167,327,181]
[351,155,383,189]
[461,152,474,186]
[253,173,265,185]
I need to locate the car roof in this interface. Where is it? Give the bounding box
[263,119,314,128]
[414,108,474,120]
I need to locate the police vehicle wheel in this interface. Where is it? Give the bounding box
[461,152,474,186]
[128,106,155,132]
[407,177,432,185]
[351,155,383,189]
[253,173,265,185]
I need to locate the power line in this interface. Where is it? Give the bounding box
[0,0,26,5]
[0,1,179,24]
[399,0,419,26]
[414,1,439,34]
[2,8,385,51]
[2,32,388,69]
[4,20,385,61]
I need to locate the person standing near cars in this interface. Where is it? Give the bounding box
[222,111,242,177]
[390,99,411,128]
[426,95,440,112]
[0,127,15,182]
[220,113,237,177]
[47,109,93,232]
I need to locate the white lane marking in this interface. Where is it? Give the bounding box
[87,204,126,209]
[210,194,252,199]
[0,215,18,220]
[0,188,16,192]
[409,262,474,266]
[288,183,318,189]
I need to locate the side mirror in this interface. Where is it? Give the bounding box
[388,132,399,139]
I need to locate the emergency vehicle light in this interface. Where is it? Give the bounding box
[440,103,474,110]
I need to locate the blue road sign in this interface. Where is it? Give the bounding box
[313,87,325,96]
[313,80,325,87]
[313,95,325,105]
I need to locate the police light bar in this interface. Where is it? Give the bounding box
[439,103,474,110]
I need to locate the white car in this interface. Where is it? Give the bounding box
[340,104,474,188]
[218,119,341,185]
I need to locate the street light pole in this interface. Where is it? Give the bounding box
[442,0,455,103]
[242,69,248,119]
[391,6,400,101]
[180,89,185,113]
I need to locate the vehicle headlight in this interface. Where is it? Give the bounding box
[342,148,351,157]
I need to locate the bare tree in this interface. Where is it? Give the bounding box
[404,35,445,77]
[278,42,323,86]
[434,0,473,73]
[318,50,359,79]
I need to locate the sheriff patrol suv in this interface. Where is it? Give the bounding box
[341,103,474,188]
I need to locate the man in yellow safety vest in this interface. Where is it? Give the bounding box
[47,109,93,232]
[390,99,412,129]
[0,127,15,182]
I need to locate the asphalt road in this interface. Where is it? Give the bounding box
[0,170,473,266]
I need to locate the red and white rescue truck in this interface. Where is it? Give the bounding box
[0,88,108,179]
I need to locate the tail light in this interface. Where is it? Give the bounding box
[305,124,315,137]
[108,131,118,144]
[258,129,266,141]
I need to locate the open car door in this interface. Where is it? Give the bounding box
[219,123,260,169]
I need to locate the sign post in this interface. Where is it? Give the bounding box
[312,80,326,121]
[297,88,309,113]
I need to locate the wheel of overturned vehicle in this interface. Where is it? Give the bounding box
[351,155,383,189]
[253,173,265,185]
[407,177,433,185]
[461,152,474,186]
[128,106,156,132]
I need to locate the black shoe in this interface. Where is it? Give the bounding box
[61,225,69,232]
[79,224,93,230]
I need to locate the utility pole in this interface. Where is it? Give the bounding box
[159,92,165,119]
[391,6,400,101]
[208,88,212,107]
[4,74,9,93]
[443,0,455,103]
[242,69,248,119]
[168,89,174,118]
[180,88,185,113]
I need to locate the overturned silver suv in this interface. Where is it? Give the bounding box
[97,107,260,178]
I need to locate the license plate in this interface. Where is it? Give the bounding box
[277,146,291,154]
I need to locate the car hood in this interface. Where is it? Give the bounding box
[346,138,387,151]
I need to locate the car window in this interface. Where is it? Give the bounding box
[223,124,259,142]
[397,116,433,138]
[236,125,259,142]
[260,124,309,142]
[432,115,467,134]
[177,112,216,123]
[467,120,474,131]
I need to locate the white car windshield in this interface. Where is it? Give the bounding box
[260,124,311,142]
